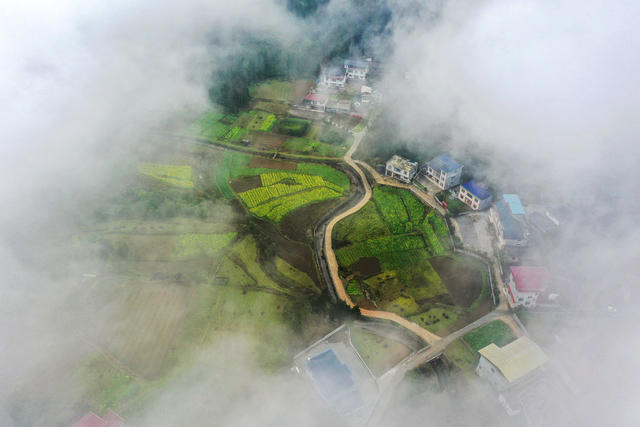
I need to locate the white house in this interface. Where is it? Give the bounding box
[476,337,548,391]
[385,155,418,183]
[423,154,463,190]
[457,180,492,211]
[344,59,370,80]
[319,66,347,88]
[505,266,551,308]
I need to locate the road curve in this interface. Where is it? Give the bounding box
[321,129,442,345]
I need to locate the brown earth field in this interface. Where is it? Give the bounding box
[430,256,484,307]
[352,256,381,277]
[230,175,262,193]
[252,218,321,287]
[290,80,314,101]
[279,198,342,244]
[249,156,296,170]
[251,131,287,149]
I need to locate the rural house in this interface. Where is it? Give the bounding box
[72,410,126,427]
[457,180,492,210]
[490,198,528,248]
[385,155,418,183]
[506,266,551,308]
[303,93,329,112]
[423,154,463,190]
[319,66,347,88]
[344,59,371,80]
[476,337,548,390]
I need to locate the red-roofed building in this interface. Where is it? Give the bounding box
[303,93,329,111]
[506,266,551,308]
[72,410,126,427]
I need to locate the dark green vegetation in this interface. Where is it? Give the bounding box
[333,186,493,335]
[74,142,354,417]
[463,320,517,351]
[277,117,310,136]
[208,0,391,113]
[435,190,471,216]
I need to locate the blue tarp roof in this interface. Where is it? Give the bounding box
[462,180,492,200]
[496,200,524,240]
[503,194,525,215]
[427,154,463,173]
[307,349,363,414]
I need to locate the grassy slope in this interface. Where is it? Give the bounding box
[463,320,517,351]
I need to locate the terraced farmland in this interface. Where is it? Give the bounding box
[332,185,492,334]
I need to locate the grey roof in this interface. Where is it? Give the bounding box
[387,155,418,173]
[496,200,524,240]
[426,154,463,173]
[344,59,369,69]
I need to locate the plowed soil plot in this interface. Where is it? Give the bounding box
[430,256,483,307]
[231,175,261,193]
[352,257,381,277]
[290,80,314,101]
[280,198,338,243]
[252,132,286,149]
[249,156,296,170]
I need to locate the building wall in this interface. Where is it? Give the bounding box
[476,356,510,390]
[425,165,462,190]
[506,273,540,308]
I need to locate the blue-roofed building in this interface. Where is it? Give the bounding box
[458,180,492,210]
[503,194,526,215]
[490,200,528,247]
[344,59,371,80]
[423,154,463,190]
[306,349,364,414]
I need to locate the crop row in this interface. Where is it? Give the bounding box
[250,187,341,222]
[238,183,307,208]
[260,114,277,131]
[138,163,194,188]
[421,219,445,256]
[372,187,412,234]
[260,172,343,193]
[336,234,425,267]
[427,211,449,237]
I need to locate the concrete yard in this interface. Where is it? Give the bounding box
[455,213,496,257]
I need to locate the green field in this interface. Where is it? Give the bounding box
[463,320,517,351]
[444,339,478,372]
[138,163,194,188]
[228,161,349,223]
[333,185,491,332]
[284,137,347,157]
[277,117,310,137]
[350,327,412,377]
[173,232,237,259]
[249,80,291,102]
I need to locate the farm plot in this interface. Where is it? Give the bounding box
[350,327,412,377]
[463,320,516,351]
[173,232,237,259]
[138,163,193,188]
[105,282,197,379]
[333,185,492,329]
[237,170,347,223]
[249,80,291,102]
[247,111,277,132]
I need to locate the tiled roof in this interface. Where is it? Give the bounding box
[479,337,548,383]
[344,59,369,69]
[427,154,463,173]
[305,93,328,103]
[462,180,492,200]
[510,266,551,292]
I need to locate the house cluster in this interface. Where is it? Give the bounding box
[384,153,492,211]
[302,58,375,113]
[384,152,561,309]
